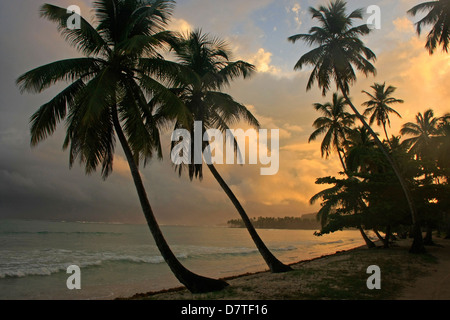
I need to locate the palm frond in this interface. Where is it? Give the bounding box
[40,4,109,56]
[17,58,102,93]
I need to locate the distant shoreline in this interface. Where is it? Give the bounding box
[227,215,321,230]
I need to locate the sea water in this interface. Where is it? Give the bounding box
[0,219,367,300]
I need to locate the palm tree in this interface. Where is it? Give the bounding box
[309,92,355,173]
[401,110,442,245]
[154,29,292,273]
[408,0,450,54]
[16,0,228,293]
[400,109,440,159]
[345,127,379,174]
[362,82,404,146]
[309,96,378,247]
[288,0,425,253]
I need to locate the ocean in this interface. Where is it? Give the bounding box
[0,219,367,300]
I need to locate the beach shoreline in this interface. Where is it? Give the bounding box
[121,237,450,300]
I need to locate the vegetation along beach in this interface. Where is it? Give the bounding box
[0,0,449,303]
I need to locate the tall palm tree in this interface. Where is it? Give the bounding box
[288,0,425,253]
[408,0,450,54]
[155,29,292,273]
[309,96,378,247]
[309,92,355,173]
[362,82,404,146]
[401,110,445,246]
[16,0,228,293]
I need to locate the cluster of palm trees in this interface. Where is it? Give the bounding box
[308,89,449,247]
[293,0,449,252]
[16,0,450,294]
[289,0,450,253]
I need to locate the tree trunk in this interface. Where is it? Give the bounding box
[359,226,376,248]
[334,134,348,175]
[374,229,384,242]
[207,163,292,273]
[383,123,396,152]
[338,140,377,249]
[338,80,425,254]
[383,225,391,248]
[424,225,434,245]
[112,107,228,293]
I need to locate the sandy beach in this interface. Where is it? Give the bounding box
[124,237,450,300]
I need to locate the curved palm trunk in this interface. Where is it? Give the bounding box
[374,229,384,242]
[338,80,425,254]
[207,163,292,273]
[358,226,376,248]
[112,108,228,293]
[383,124,392,149]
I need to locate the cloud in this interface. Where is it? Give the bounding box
[168,17,193,34]
[291,3,302,29]
[392,16,414,34]
[248,48,282,75]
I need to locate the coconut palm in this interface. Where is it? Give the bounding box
[16,0,228,293]
[362,82,404,146]
[309,93,355,173]
[400,109,440,159]
[288,0,425,253]
[154,29,291,273]
[408,0,450,54]
[345,127,379,174]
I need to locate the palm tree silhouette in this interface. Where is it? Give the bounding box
[288,0,425,253]
[16,0,228,293]
[408,0,450,54]
[309,92,355,173]
[362,82,404,147]
[401,109,440,159]
[155,29,291,273]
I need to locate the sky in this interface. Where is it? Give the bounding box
[0,0,449,225]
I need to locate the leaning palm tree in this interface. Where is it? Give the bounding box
[309,92,355,173]
[153,29,292,273]
[288,0,425,253]
[362,82,404,146]
[408,0,450,54]
[16,0,228,293]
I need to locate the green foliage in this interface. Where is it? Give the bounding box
[17,0,182,178]
[153,29,258,180]
[311,107,450,241]
[288,0,376,96]
[408,0,450,54]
